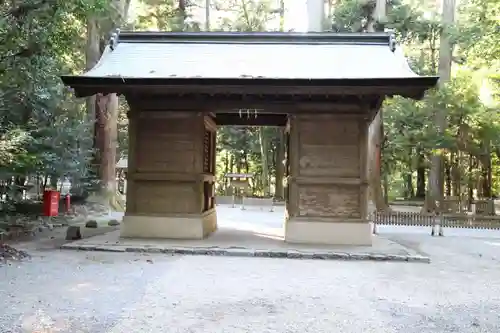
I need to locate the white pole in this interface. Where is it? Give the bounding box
[306,0,325,32]
[232,188,236,208]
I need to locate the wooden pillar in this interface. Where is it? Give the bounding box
[122,110,217,239]
[284,114,372,245]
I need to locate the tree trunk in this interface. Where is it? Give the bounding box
[13,176,26,201]
[205,0,210,31]
[426,0,455,212]
[467,153,474,210]
[451,151,461,197]
[368,110,389,211]
[90,0,131,205]
[223,150,229,191]
[487,154,492,197]
[259,128,270,195]
[95,94,119,194]
[275,128,285,199]
[415,151,426,198]
[236,154,241,173]
[403,148,415,199]
[243,151,249,173]
[445,153,452,197]
[279,0,285,31]
[366,0,390,212]
[307,0,325,31]
[86,18,100,183]
[428,154,444,211]
[273,2,285,200]
[480,143,492,198]
[178,0,187,29]
[383,171,389,205]
[403,172,414,199]
[179,0,186,17]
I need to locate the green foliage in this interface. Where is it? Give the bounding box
[0,0,110,204]
[331,0,378,32]
[457,0,500,69]
[213,0,277,31]
[216,126,281,196]
[2,0,498,206]
[135,0,201,31]
[331,0,500,200]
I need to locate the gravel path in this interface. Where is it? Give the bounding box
[1,234,500,333]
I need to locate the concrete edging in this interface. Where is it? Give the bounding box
[60,244,430,263]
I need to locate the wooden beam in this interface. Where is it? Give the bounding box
[129,172,215,182]
[125,94,374,113]
[214,113,288,126]
[73,83,428,100]
[291,176,367,186]
[358,119,369,220]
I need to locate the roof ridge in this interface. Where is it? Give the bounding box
[107,30,395,49]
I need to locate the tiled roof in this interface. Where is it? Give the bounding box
[83,31,418,80]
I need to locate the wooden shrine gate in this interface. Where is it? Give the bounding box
[61,31,437,246]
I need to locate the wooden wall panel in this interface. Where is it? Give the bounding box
[126,111,214,217]
[297,117,359,177]
[134,180,198,214]
[299,145,359,177]
[298,185,360,218]
[298,118,359,146]
[135,117,199,174]
[288,114,367,221]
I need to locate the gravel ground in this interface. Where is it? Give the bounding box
[1,230,500,333]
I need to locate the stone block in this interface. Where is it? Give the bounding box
[85,220,98,228]
[65,226,82,240]
[108,219,120,226]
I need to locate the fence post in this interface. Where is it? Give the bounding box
[431,212,444,236]
[372,212,378,234]
[431,213,438,236]
[438,213,444,236]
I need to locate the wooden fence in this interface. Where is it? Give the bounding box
[371,211,500,235]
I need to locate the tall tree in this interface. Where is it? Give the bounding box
[87,0,131,204]
[274,0,286,199]
[367,0,390,211]
[205,0,211,30]
[426,0,455,211]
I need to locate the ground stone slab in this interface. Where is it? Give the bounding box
[59,243,430,263]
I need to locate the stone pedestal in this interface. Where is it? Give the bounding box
[122,111,217,239]
[121,212,217,239]
[284,114,372,245]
